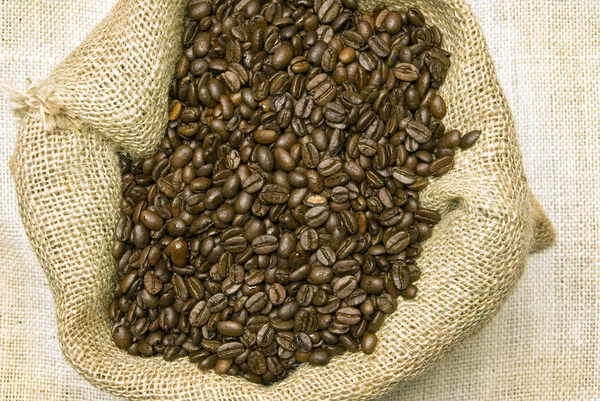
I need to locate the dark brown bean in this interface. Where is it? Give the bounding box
[217,321,244,337]
[460,130,481,149]
[361,333,378,354]
[217,342,246,359]
[308,349,330,366]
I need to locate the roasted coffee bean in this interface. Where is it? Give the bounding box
[296,284,315,306]
[278,301,300,321]
[339,334,359,352]
[333,276,357,299]
[361,333,378,354]
[307,265,334,285]
[400,283,418,300]
[376,293,398,314]
[170,238,189,267]
[295,332,312,353]
[207,293,228,313]
[385,231,411,254]
[246,292,268,313]
[299,228,319,251]
[324,102,346,123]
[345,288,367,307]
[268,283,286,305]
[336,307,361,325]
[460,130,481,149]
[304,206,330,228]
[217,342,246,359]
[273,43,294,70]
[273,323,296,346]
[248,351,268,375]
[360,275,384,294]
[437,129,461,149]
[394,63,420,82]
[429,156,454,177]
[144,271,163,295]
[112,0,479,383]
[308,349,331,366]
[414,208,441,224]
[252,235,279,254]
[172,274,189,300]
[318,157,342,177]
[406,120,432,144]
[256,324,275,348]
[217,321,244,337]
[316,246,336,266]
[113,326,133,350]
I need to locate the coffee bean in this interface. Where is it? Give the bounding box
[316,246,336,266]
[318,157,342,177]
[342,30,364,49]
[247,316,270,334]
[274,148,297,172]
[336,237,358,259]
[324,102,346,123]
[394,63,420,81]
[335,306,361,325]
[296,284,315,306]
[207,293,228,313]
[256,324,275,347]
[139,210,164,231]
[273,331,296,354]
[333,276,357,299]
[217,321,244,337]
[414,208,441,224]
[400,284,418,300]
[360,275,384,294]
[307,265,334,285]
[361,333,378,354]
[294,332,312,353]
[144,271,163,295]
[158,306,179,331]
[252,235,279,254]
[339,334,359,352]
[345,288,367,307]
[460,130,481,149]
[247,351,267,375]
[113,326,133,349]
[304,206,330,228]
[278,301,300,321]
[170,238,189,267]
[217,342,246,359]
[406,120,432,144]
[268,283,286,305]
[429,94,447,119]
[376,293,398,314]
[245,292,268,313]
[299,228,319,251]
[429,156,454,177]
[332,259,360,276]
[308,349,331,366]
[172,274,189,300]
[273,43,295,70]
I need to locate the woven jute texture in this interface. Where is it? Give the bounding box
[4,0,557,400]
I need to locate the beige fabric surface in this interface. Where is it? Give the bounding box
[0,1,593,401]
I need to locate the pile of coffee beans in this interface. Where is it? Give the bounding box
[110,0,480,384]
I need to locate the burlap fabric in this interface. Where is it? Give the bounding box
[2,0,572,400]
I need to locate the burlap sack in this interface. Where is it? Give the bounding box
[6,0,555,399]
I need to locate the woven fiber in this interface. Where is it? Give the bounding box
[8,0,554,400]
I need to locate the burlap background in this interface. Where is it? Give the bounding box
[0,1,595,400]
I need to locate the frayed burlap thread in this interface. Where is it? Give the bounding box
[10,0,554,400]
